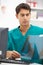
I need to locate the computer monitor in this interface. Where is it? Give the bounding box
[28,35,43,59]
[21,35,43,60]
[0,28,8,59]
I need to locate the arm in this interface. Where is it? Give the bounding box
[6,31,21,59]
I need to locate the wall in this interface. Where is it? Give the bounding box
[0,0,43,31]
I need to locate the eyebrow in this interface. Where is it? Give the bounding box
[20,13,30,15]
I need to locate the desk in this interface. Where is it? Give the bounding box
[0,63,42,65]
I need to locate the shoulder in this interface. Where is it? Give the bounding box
[30,25,43,34]
[31,25,43,30]
[8,27,19,35]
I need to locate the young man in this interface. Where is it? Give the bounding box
[7,3,43,63]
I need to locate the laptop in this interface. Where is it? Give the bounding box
[0,28,43,64]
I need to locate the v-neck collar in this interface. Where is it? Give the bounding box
[18,25,32,37]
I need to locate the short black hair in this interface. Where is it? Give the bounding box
[15,3,31,14]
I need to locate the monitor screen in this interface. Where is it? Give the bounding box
[0,28,8,59]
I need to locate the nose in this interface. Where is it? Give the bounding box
[24,15,27,19]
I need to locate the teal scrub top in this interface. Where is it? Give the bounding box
[7,25,43,63]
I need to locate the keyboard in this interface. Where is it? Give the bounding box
[0,59,29,64]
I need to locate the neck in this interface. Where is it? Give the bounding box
[20,24,30,33]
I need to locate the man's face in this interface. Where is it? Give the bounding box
[16,9,31,26]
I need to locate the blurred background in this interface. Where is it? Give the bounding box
[0,0,43,30]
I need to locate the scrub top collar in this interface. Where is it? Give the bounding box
[18,25,32,36]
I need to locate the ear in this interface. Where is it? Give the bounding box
[16,14,18,19]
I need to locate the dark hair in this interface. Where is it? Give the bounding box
[15,3,31,14]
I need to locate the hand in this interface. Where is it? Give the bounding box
[6,51,13,59]
[11,51,21,59]
[6,51,21,59]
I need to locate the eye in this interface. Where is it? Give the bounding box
[26,14,29,16]
[21,14,24,17]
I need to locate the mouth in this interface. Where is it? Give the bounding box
[22,21,29,25]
